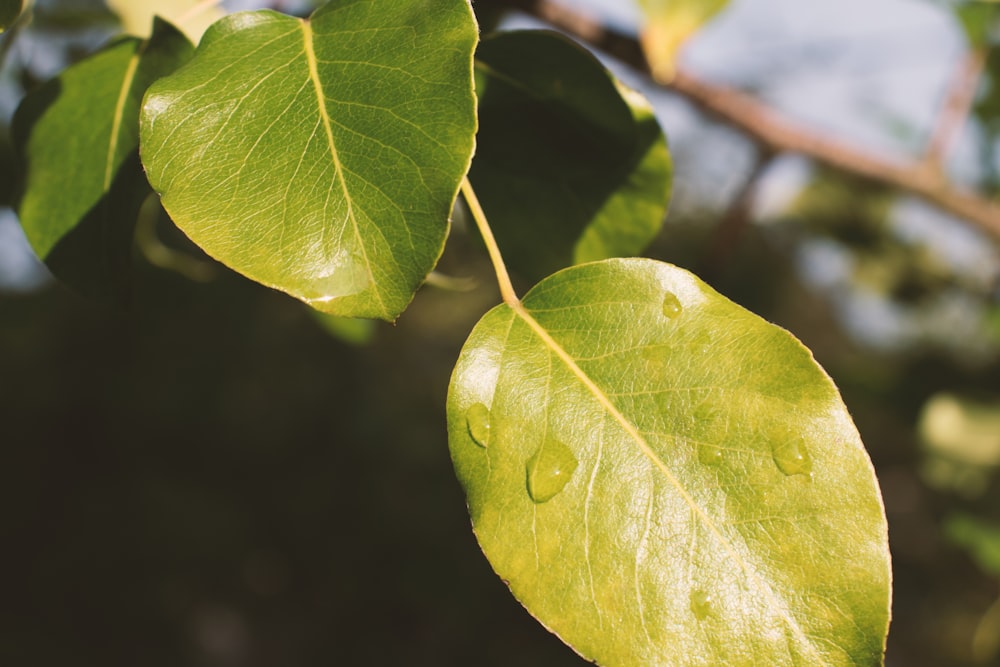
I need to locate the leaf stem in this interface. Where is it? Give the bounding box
[461,177,519,306]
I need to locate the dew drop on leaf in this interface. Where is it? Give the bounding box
[526,438,578,504]
[771,437,812,476]
[662,291,682,318]
[697,444,723,465]
[466,402,492,448]
[690,589,712,620]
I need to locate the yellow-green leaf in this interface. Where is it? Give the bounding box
[140,1,478,320]
[448,258,891,666]
[636,0,731,82]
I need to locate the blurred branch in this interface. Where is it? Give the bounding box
[484,0,1000,242]
[700,148,775,279]
[922,47,988,171]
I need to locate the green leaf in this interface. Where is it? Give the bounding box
[955,1,1000,47]
[448,258,890,666]
[13,19,193,302]
[636,0,731,81]
[310,310,376,346]
[140,1,478,321]
[0,0,22,32]
[470,30,671,283]
[106,0,224,42]
[946,513,1000,578]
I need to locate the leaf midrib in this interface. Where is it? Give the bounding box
[300,19,387,317]
[104,48,140,191]
[510,298,821,662]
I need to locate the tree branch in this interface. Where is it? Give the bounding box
[482,0,1000,241]
[922,47,988,170]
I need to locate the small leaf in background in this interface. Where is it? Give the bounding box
[946,513,1000,661]
[470,31,671,284]
[140,1,478,321]
[310,310,375,346]
[448,258,890,665]
[0,0,22,32]
[13,19,192,303]
[919,392,1000,497]
[947,513,1000,577]
[106,0,222,43]
[636,0,730,82]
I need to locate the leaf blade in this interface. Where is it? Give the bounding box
[448,258,891,666]
[13,19,193,301]
[636,0,731,81]
[140,1,478,320]
[470,31,671,283]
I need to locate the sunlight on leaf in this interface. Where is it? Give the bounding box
[14,19,192,302]
[106,0,223,42]
[636,0,731,82]
[448,258,891,666]
[140,1,478,321]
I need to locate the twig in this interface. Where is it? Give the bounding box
[922,47,988,170]
[482,0,1000,242]
[700,148,776,279]
[461,178,519,306]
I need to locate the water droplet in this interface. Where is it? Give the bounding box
[772,438,812,476]
[466,403,491,448]
[690,589,712,620]
[526,438,578,504]
[302,251,370,304]
[698,444,723,465]
[662,291,683,318]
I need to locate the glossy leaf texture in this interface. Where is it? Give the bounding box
[448,258,891,666]
[1,0,21,32]
[13,19,192,302]
[636,0,730,81]
[470,31,671,284]
[140,1,478,321]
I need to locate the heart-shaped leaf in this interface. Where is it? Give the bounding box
[448,258,891,666]
[140,1,478,320]
[13,18,192,302]
[470,30,671,283]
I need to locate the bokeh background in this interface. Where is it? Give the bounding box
[2,0,1000,664]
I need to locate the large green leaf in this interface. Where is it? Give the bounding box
[13,19,192,302]
[470,30,671,284]
[636,0,731,81]
[140,1,478,320]
[448,258,890,666]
